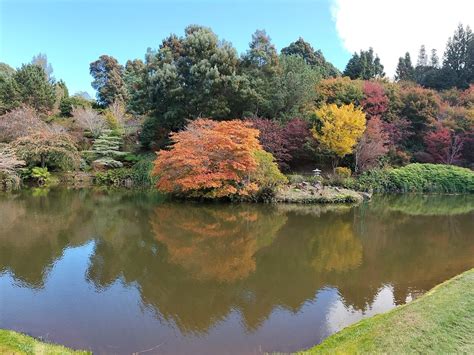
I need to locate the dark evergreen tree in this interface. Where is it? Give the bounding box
[430,49,440,68]
[443,24,473,88]
[240,30,280,117]
[243,29,279,70]
[142,25,250,131]
[0,63,19,113]
[343,48,384,79]
[417,45,428,67]
[395,52,415,81]
[0,75,20,114]
[123,59,148,115]
[281,37,340,77]
[13,64,55,113]
[90,55,127,106]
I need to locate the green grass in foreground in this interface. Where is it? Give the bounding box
[300,268,474,354]
[0,330,90,355]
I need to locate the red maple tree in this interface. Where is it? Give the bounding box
[424,126,464,165]
[152,119,262,198]
[355,116,389,172]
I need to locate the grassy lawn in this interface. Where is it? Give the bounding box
[0,330,90,354]
[300,268,474,354]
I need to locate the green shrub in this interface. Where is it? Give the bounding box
[0,170,21,190]
[30,167,52,186]
[287,174,305,184]
[352,164,474,193]
[123,153,141,163]
[335,166,351,178]
[95,168,134,187]
[252,151,288,188]
[94,156,157,188]
[11,132,80,171]
[250,150,288,201]
[131,156,157,187]
[347,168,395,192]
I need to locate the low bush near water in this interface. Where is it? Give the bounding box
[350,163,474,193]
[94,154,157,187]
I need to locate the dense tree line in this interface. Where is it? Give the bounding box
[0,24,473,193]
[396,24,474,90]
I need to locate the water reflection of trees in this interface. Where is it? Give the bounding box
[384,194,474,216]
[1,191,473,335]
[151,204,287,282]
[0,190,92,288]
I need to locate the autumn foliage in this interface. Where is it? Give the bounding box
[423,126,464,165]
[362,81,389,119]
[312,103,366,164]
[355,116,389,172]
[152,118,286,199]
[249,117,313,171]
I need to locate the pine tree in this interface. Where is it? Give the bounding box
[417,45,428,67]
[87,130,128,168]
[430,49,440,68]
[395,52,415,81]
[443,24,473,88]
[13,64,56,113]
[343,48,384,79]
[243,29,279,70]
[281,37,340,77]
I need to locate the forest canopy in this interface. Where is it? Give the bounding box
[0,23,473,194]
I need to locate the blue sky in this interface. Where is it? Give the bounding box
[0,0,350,97]
[2,0,472,97]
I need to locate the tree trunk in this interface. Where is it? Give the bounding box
[332,156,339,173]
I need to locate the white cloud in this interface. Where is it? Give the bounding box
[331,0,474,78]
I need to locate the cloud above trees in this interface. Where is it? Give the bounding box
[331,0,473,77]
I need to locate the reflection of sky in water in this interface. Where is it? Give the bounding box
[0,243,399,354]
[326,285,396,334]
[1,191,474,354]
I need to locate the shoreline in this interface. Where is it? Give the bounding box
[9,172,372,205]
[299,268,474,354]
[0,329,90,354]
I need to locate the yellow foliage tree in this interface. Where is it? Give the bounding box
[312,103,366,168]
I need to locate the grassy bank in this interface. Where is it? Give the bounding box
[300,268,474,354]
[0,330,90,354]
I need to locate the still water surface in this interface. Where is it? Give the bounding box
[1,189,473,354]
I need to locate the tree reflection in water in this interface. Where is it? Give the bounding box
[0,190,473,346]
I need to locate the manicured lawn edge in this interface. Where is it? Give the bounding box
[0,329,90,354]
[299,268,474,354]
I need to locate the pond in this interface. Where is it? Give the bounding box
[1,189,473,354]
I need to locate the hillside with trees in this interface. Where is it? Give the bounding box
[0,24,473,196]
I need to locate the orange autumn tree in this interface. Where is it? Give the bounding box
[152,118,286,199]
